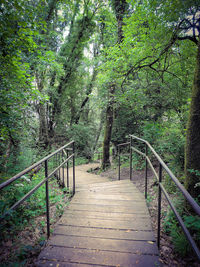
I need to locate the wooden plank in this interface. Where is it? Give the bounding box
[86,182,136,189]
[48,235,158,255]
[36,261,95,267]
[57,210,150,220]
[78,187,139,193]
[36,258,161,267]
[73,193,144,201]
[37,247,161,267]
[53,225,156,241]
[71,198,145,206]
[67,203,149,213]
[37,164,160,266]
[58,217,152,231]
[87,188,141,193]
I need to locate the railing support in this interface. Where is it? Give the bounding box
[67,149,69,188]
[157,163,162,248]
[145,144,148,199]
[59,152,61,183]
[118,146,120,180]
[45,160,50,238]
[72,142,75,195]
[0,140,75,241]
[62,150,65,187]
[130,136,132,180]
[56,153,58,183]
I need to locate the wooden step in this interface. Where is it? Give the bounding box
[36,164,161,266]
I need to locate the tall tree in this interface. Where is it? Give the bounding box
[49,3,96,134]
[185,37,200,198]
[106,0,200,197]
[102,0,128,169]
[0,0,46,171]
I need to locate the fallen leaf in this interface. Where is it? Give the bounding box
[147,241,154,244]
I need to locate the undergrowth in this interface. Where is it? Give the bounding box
[163,193,200,257]
[0,171,72,266]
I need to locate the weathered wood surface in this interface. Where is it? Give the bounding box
[36,163,161,266]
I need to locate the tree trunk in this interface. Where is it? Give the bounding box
[38,103,49,149]
[102,85,115,169]
[93,110,104,153]
[185,38,200,199]
[112,0,128,43]
[35,71,49,148]
[101,0,127,169]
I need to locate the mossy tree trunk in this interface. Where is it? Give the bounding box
[101,0,127,170]
[38,103,49,149]
[185,38,200,199]
[102,85,115,169]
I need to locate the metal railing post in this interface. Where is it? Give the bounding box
[130,136,132,180]
[72,142,75,195]
[145,144,148,199]
[118,146,120,180]
[56,153,58,183]
[67,149,69,188]
[45,160,50,238]
[157,163,162,248]
[59,152,61,183]
[62,150,65,187]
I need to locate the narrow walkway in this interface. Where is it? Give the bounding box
[36,163,160,266]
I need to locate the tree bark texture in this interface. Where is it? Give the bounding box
[185,38,200,199]
[38,103,49,149]
[112,0,128,43]
[51,13,95,127]
[101,0,127,169]
[93,110,104,153]
[102,85,115,169]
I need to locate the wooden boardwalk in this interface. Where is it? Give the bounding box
[36,164,161,267]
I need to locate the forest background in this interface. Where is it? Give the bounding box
[0,0,200,202]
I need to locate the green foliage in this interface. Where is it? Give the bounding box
[0,173,71,242]
[75,157,89,166]
[146,193,156,205]
[163,194,200,257]
[120,154,130,168]
[67,123,95,159]
[142,122,163,145]
[170,225,191,256]
[111,106,141,145]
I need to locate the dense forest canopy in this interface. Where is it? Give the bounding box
[0,0,200,199]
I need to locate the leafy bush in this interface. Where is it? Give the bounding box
[163,194,200,257]
[66,123,95,159]
[142,122,163,145]
[140,117,185,175]
[0,173,71,242]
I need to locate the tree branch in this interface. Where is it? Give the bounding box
[177,36,198,44]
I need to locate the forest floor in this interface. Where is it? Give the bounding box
[99,165,200,267]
